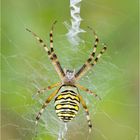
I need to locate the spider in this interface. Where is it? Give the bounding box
[26,21,107,133]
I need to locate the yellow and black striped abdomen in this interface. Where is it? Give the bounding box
[54,86,80,122]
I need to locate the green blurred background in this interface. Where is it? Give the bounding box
[1,0,139,140]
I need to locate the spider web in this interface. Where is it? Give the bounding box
[1,0,139,140]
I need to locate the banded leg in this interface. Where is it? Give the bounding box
[26,28,50,53]
[26,22,65,80]
[78,94,92,133]
[75,44,107,81]
[33,82,61,98]
[50,20,57,52]
[76,84,101,100]
[75,28,99,80]
[90,44,107,66]
[48,21,65,79]
[35,88,60,125]
[87,26,99,59]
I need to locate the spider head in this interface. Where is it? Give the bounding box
[63,69,76,84]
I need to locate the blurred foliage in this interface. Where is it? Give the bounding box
[1,0,139,140]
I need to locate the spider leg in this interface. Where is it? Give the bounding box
[26,28,50,53]
[78,94,92,133]
[75,44,107,81]
[26,21,65,80]
[50,20,57,52]
[76,84,101,100]
[35,88,60,125]
[49,21,65,79]
[90,44,107,66]
[33,82,61,98]
[87,26,99,59]
[75,28,99,80]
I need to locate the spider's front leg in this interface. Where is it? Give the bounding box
[75,28,99,80]
[26,21,65,81]
[75,26,107,81]
[49,20,57,52]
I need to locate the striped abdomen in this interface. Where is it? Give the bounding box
[54,86,80,122]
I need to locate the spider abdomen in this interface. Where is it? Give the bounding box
[54,86,80,122]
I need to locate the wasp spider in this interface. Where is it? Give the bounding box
[26,21,107,133]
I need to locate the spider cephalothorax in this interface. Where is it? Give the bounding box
[63,69,76,85]
[26,21,107,133]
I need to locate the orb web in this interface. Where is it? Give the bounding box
[1,0,138,140]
